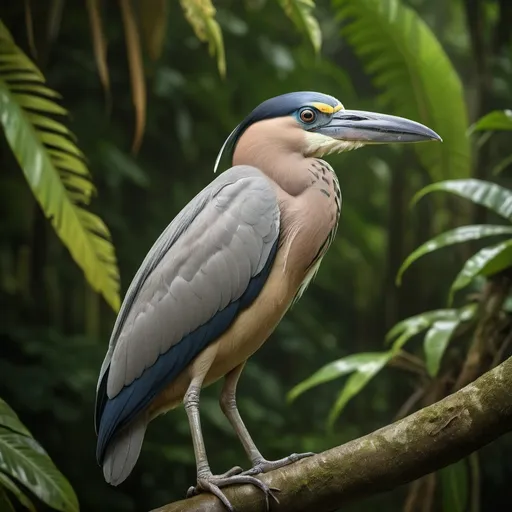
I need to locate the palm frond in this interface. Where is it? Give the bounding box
[0,19,120,311]
[335,0,470,181]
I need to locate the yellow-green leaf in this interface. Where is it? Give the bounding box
[278,0,322,53]
[0,19,120,310]
[180,0,226,77]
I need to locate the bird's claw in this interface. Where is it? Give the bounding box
[186,472,280,511]
[242,452,315,476]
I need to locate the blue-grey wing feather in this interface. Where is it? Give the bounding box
[95,166,280,460]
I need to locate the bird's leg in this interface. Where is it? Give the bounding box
[184,376,278,511]
[220,363,314,477]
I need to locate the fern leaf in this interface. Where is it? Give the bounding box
[0,20,120,311]
[335,0,470,180]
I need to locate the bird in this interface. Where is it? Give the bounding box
[95,91,441,510]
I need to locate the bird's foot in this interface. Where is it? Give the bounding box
[186,471,280,512]
[242,452,315,476]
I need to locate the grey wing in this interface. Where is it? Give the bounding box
[95,165,280,444]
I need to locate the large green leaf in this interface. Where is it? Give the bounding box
[424,319,461,377]
[471,109,512,132]
[288,352,390,402]
[0,427,78,512]
[439,460,469,512]
[0,472,35,512]
[451,240,512,300]
[327,352,393,426]
[0,20,120,311]
[413,179,512,222]
[335,0,470,180]
[397,225,512,285]
[278,0,322,53]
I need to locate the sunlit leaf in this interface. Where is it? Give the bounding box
[288,352,389,402]
[335,0,470,181]
[471,109,512,132]
[119,0,146,153]
[413,179,512,221]
[397,225,512,285]
[0,427,78,512]
[86,0,111,103]
[424,319,459,377]
[180,0,226,77]
[327,352,393,427]
[0,472,36,512]
[439,460,469,512]
[138,0,168,61]
[386,309,458,344]
[0,20,120,311]
[277,0,322,53]
[451,240,512,300]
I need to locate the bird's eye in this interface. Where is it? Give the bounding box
[300,108,316,123]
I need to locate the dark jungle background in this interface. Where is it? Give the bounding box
[1,1,512,511]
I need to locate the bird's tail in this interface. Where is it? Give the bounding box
[102,414,148,486]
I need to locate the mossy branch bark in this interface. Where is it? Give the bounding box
[153,357,512,512]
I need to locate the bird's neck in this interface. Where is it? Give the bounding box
[232,117,315,196]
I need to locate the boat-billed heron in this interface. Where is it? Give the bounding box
[95,91,440,510]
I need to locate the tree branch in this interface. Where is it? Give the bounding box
[153,356,512,512]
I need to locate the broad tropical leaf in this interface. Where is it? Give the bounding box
[288,352,393,426]
[288,352,390,402]
[335,0,470,180]
[0,400,78,512]
[439,460,469,512]
[327,352,393,426]
[413,179,512,221]
[397,225,512,285]
[0,20,120,311]
[471,109,512,132]
[180,0,226,77]
[277,0,322,53]
[451,240,512,300]
[424,319,460,377]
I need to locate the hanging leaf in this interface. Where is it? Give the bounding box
[0,400,78,512]
[327,352,393,427]
[386,309,459,344]
[119,0,146,153]
[334,0,470,181]
[138,0,169,61]
[0,20,120,311]
[439,460,469,512]
[0,488,15,512]
[0,428,78,512]
[450,240,512,300]
[424,319,459,377]
[86,0,111,103]
[288,352,390,402]
[471,109,512,132]
[413,179,512,222]
[180,0,226,77]
[397,225,512,285]
[0,472,36,512]
[277,0,322,53]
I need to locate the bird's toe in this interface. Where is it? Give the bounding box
[243,451,315,475]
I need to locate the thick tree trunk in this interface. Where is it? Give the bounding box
[154,356,512,512]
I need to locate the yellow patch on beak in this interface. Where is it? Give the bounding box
[310,102,344,114]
